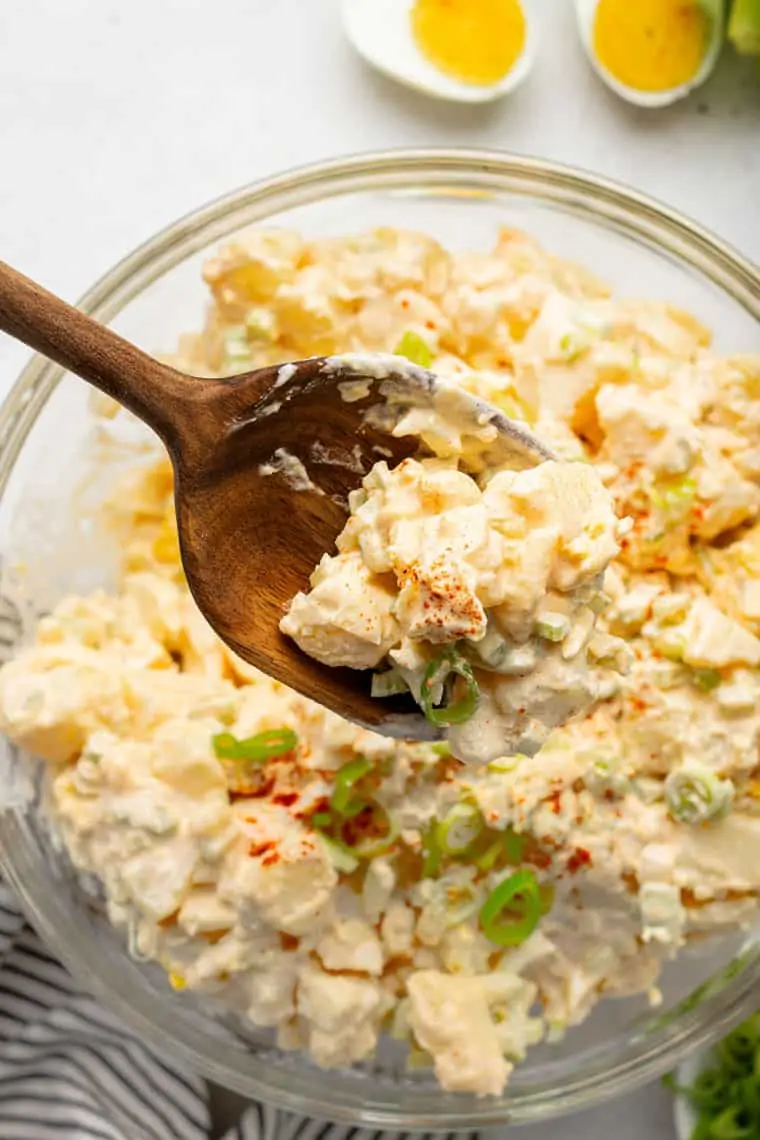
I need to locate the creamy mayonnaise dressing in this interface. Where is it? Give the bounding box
[2,225,760,1096]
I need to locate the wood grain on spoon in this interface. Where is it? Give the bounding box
[0,259,551,739]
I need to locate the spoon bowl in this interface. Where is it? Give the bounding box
[0,260,551,736]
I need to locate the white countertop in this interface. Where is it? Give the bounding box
[1,2,759,1136]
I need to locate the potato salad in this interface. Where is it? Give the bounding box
[2,225,760,1097]
[282,449,629,766]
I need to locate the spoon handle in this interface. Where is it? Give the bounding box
[0,259,198,444]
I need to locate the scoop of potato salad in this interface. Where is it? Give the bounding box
[282,449,630,765]
[2,225,760,1098]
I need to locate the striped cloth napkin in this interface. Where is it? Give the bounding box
[0,879,475,1140]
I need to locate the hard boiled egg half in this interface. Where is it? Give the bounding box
[576,0,725,107]
[342,0,535,103]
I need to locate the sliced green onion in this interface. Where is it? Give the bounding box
[503,828,527,865]
[479,868,543,947]
[708,1106,755,1139]
[536,612,570,643]
[343,803,399,859]
[371,668,409,698]
[420,648,479,727]
[665,764,735,824]
[719,1021,760,1073]
[316,832,359,874]
[394,331,433,369]
[421,825,442,877]
[314,800,398,862]
[684,1068,733,1110]
[540,882,556,915]
[430,742,452,758]
[212,728,298,763]
[475,837,503,872]
[442,882,481,927]
[692,667,722,693]
[488,755,525,774]
[558,331,587,363]
[331,756,374,818]
[668,1011,760,1139]
[436,803,484,856]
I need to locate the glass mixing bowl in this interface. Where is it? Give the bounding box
[0,149,758,1130]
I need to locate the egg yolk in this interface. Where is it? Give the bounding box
[593,0,709,92]
[411,0,526,86]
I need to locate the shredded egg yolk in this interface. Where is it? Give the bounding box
[593,0,710,92]
[411,0,526,86]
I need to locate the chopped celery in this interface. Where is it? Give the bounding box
[488,755,524,774]
[469,630,536,675]
[557,331,588,363]
[371,667,410,698]
[244,308,276,342]
[221,326,251,372]
[729,0,760,54]
[468,625,513,670]
[652,594,690,624]
[394,331,433,369]
[650,477,697,522]
[536,612,570,643]
[497,644,538,675]
[692,667,722,693]
[651,628,687,662]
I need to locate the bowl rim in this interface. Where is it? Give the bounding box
[0,147,759,1128]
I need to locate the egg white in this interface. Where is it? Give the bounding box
[342,0,535,104]
[575,0,725,108]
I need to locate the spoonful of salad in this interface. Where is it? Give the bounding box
[0,260,628,756]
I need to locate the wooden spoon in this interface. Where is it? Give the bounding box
[0,260,552,739]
